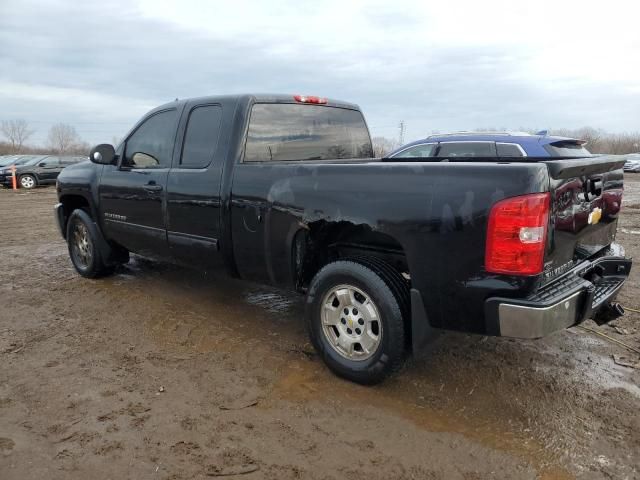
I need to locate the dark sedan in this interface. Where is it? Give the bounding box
[0,155,86,189]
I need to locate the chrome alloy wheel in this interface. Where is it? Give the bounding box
[20,176,35,188]
[71,221,93,269]
[321,284,383,361]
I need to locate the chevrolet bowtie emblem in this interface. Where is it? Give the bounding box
[588,207,602,225]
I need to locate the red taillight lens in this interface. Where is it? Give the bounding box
[485,193,550,275]
[603,188,623,216]
[293,94,327,104]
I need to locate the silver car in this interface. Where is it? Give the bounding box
[623,153,640,172]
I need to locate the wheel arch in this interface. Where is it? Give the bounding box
[291,220,410,293]
[59,193,92,238]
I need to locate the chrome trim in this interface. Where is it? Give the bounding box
[498,290,582,339]
[438,140,496,143]
[426,131,532,139]
[391,140,529,159]
[103,218,164,233]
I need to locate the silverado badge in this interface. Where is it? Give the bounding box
[588,207,602,225]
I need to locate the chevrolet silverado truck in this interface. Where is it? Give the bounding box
[54,94,631,384]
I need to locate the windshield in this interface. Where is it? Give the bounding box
[14,156,45,166]
[0,157,17,166]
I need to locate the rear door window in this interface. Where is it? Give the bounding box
[437,142,497,158]
[180,105,223,168]
[244,103,373,162]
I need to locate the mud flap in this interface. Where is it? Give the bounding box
[410,288,440,355]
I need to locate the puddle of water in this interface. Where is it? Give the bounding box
[562,330,640,398]
[270,360,573,480]
[619,228,640,235]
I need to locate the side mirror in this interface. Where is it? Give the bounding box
[39,162,47,167]
[90,144,116,165]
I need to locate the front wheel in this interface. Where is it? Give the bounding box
[305,260,406,384]
[66,209,114,278]
[19,175,36,189]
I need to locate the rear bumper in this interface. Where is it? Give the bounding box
[485,250,631,339]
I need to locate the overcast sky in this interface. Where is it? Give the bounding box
[1,0,639,146]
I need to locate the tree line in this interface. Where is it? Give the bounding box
[0,119,91,156]
[2,119,639,158]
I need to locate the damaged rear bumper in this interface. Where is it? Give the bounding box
[485,252,632,339]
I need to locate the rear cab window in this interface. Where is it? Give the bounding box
[244,103,373,162]
[544,141,591,157]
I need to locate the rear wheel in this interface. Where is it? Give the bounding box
[306,260,406,384]
[19,175,36,189]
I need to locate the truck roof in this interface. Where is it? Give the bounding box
[155,94,361,112]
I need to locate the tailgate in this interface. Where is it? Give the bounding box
[542,155,625,283]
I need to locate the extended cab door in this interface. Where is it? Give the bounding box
[98,108,180,258]
[166,102,226,267]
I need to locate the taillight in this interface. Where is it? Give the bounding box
[293,94,327,104]
[603,188,623,216]
[485,193,550,275]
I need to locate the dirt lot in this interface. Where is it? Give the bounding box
[1,180,639,480]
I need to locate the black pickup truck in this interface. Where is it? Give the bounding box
[55,94,631,384]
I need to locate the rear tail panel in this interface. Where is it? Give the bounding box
[542,156,625,284]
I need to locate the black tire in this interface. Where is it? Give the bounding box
[305,260,406,385]
[66,209,114,278]
[19,174,37,189]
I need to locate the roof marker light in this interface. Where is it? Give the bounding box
[293,95,327,104]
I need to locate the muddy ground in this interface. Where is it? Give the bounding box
[1,179,639,480]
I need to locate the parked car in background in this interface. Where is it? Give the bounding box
[0,155,23,167]
[387,131,593,159]
[623,153,640,173]
[0,155,86,189]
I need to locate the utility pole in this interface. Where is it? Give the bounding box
[398,120,405,146]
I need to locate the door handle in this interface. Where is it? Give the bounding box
[143,183,163,192]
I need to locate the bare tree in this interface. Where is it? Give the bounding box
[372,136,398,157]
[0,119,35,153]
[48,123,80,154]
